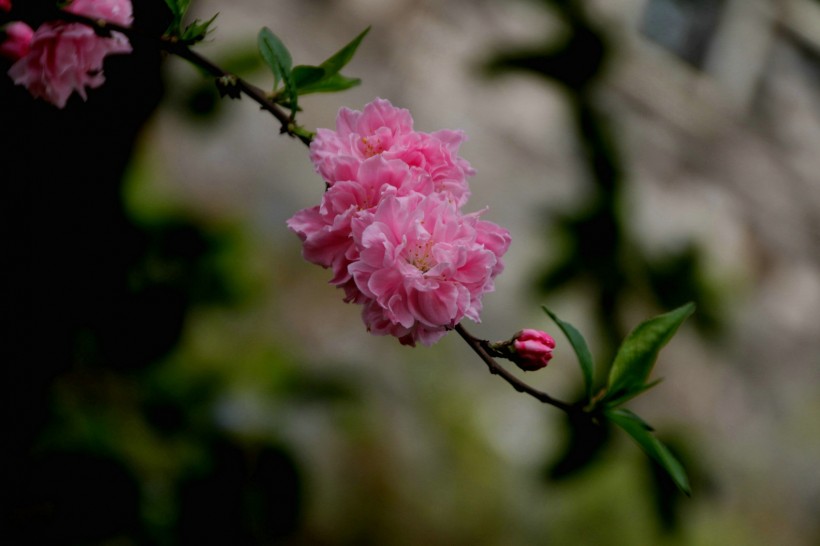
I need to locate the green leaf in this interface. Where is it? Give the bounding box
[292,65,326,89]
[295,73,362,95]
[604,303,694,405]
[607,409,691,495]
[163,0,191,17]
[163,0,191,35]
[603,378,663,408]
[289,28,369,97]
[163,0,179,15]
[257,27,298,113]
[180,13,218,44]
[543,306,595,400]
[258,27,293,93]
[319,26,371,75]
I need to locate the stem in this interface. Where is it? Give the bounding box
[55,10,312,145]
[455,324,576,413]
[163,40,312,145]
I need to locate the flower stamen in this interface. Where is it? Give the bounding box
[361,136,384,157]
[407,239,435,272]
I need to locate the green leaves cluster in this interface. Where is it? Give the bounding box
[544,302,695,495]
[258,27,370,116]
[163,0,218,44]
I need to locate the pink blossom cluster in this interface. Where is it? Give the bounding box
[288,98,511,346]
[1,0,132,108]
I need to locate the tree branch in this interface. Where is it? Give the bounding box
[455,324,576,413]
[54,9,312,145]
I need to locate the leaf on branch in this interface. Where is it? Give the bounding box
[258,27,297,112]
[163,0,191,18]
[289,27,370,96]
[603,302,695,406]
[604,378,664,408]
[606,408,691,495]
[543,306,595,400]
[319,26,370,75]
[292,65,326,89]
[296,73,363,95]
[163,0,192,36]
[181,13,218,44]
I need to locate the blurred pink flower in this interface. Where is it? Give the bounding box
[511,329,556,371]
[0,22,33,60]
[66,0,132,25]
[7,0,132,108]
[0,0,10,12]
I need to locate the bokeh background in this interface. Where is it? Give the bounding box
[4,0,820,544]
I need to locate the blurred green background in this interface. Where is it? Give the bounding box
[3,0,820,544]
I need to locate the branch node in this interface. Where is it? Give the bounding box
[216,75,241,99]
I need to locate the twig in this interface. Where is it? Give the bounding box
[54,9,312,145]
[455,324,576,413]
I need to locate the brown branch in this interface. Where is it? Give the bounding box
[455,324,576,413]
[54,9,312,146]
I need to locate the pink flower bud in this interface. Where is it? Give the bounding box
[0,0,11,13]
[511,329,555,371]
[0,22,34,61]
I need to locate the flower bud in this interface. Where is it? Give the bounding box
[0,0,11,14]
[0,22,33,61]
[488,328,556,371]
[510,329,555,371]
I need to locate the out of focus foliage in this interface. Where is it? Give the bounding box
[485,0,721,528]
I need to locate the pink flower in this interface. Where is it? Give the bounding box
[0,0,11,13]
[473,212,513,278]
[287,156,435,302]
[349,193,509,346]
[511,329,556,371]
[360,299,426,347]
[7,0,133,108]
[65,0,132,25]
[289,98,511,346]
[310,98,414,182]
[389,129,474,206]
[309,98,473,205]
[0,22,33,60]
